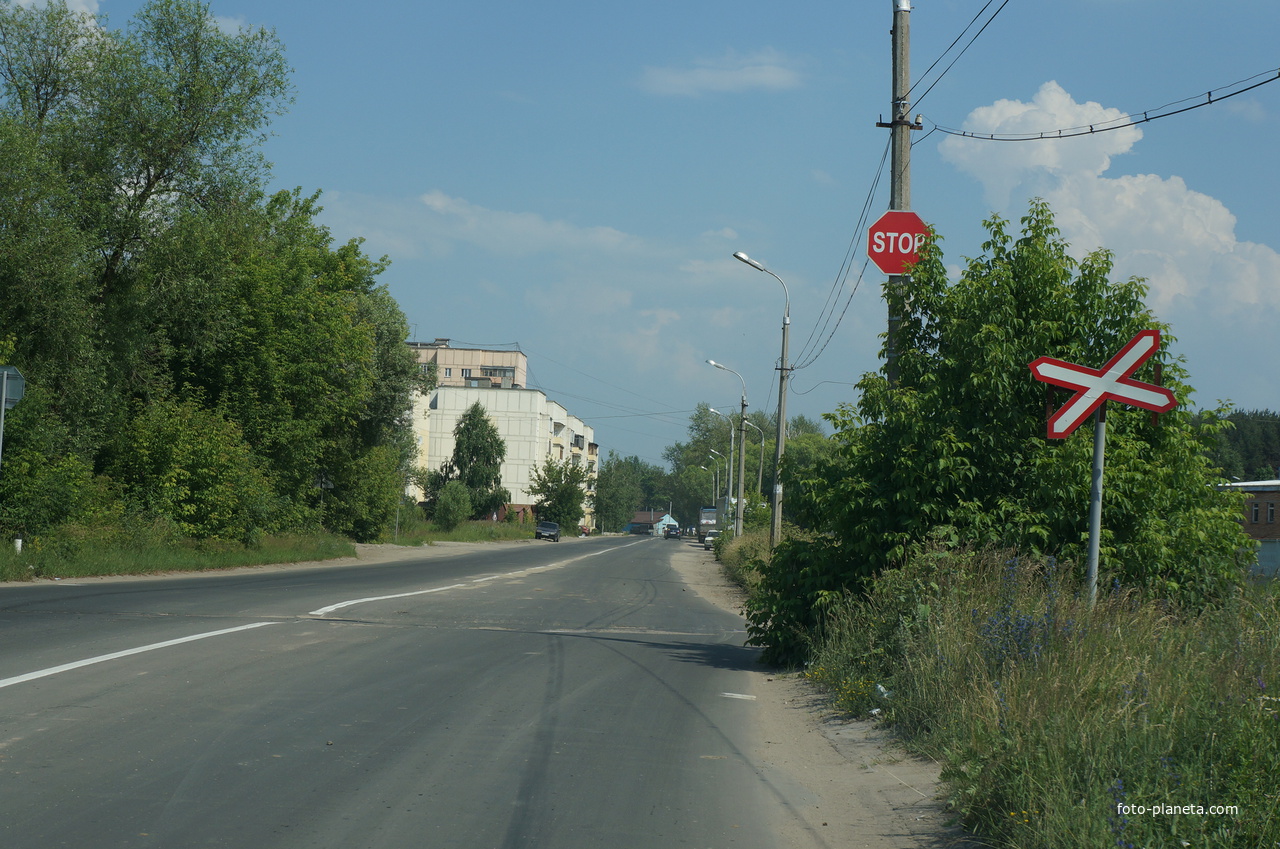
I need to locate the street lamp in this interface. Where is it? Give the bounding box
[707,360,747,537]
[742,418,766,496]
[708,450,725,504]
[708,408,736,520]
[732,251,790,549]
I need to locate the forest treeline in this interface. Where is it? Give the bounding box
[0,0,424,547]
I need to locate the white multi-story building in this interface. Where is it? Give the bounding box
[406,341,598,528]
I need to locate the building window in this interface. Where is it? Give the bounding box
[444,368,452,378]
[461,368,471,378]
[1251,503,1260,523]
[1269,502,1276,523]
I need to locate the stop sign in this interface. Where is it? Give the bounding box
[867,210,928,275]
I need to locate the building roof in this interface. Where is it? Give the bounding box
[1223,480,1280,492]
[630,511,674,524]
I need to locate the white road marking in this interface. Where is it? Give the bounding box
[3,540,652,689]
[0,622,279,690]
[309,539,650,617]
[308,583,469,616]
[720,692,757,700]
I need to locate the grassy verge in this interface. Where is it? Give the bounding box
[0,532,356,582]
[805,544,1279,848]
[377,517,546,546]
[0,513,553,582]
[716,527,770,596]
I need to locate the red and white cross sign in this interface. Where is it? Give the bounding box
[1029,330,1177,439]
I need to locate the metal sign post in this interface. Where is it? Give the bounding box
[0,367,26,473]
[1029,331,1176,605]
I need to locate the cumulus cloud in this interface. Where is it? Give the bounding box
[938,80,1280,404]
[639,48,801,97]
[940,81,1142,208]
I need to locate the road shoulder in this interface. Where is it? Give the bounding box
[666,538,982,849]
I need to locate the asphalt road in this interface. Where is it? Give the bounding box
[0,536,799,849]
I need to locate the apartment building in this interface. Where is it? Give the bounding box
[407,341,598,529]
[407,338,527,390]
[1227,479,1280,579]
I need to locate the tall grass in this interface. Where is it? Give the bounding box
[376,514,542,548]
[807,545,1280,848]
[717,527,771,594]
[0,532,355,582]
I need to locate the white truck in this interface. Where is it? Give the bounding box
[697,505,719,543]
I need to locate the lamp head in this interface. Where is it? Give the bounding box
[733,251,766,272]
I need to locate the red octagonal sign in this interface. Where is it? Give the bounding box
[868,210,928,275]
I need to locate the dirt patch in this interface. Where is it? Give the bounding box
[667,541,983,849]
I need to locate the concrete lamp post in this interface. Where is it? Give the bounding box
[731,251,790,549]
[706,359,747,537]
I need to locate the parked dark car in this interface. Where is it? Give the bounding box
[535,521,560,542]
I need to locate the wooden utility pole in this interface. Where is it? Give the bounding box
[879,0,922,384]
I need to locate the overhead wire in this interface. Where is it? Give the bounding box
[789,138,891,372]
[787,0,1015,374]
[908,0,1014,112]
[929,66,1280,141]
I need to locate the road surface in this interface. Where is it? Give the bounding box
[0,535,970,848]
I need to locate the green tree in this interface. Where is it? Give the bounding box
[433,480,471,531]
[592,451,645,532]
[108,396,275,543]
[0,1,420,547]
[529,457,589,528]
[448,402,509,519]
[1205,409,1280,480]
[750,201,1252,663]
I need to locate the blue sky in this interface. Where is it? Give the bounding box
[79,0,1280,467]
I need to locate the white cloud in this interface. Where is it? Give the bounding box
[639,48,801,97]
[938,80,1280,404]
[17,0,98,11]
[940,81,1142,208]
[418,190,643,256]
[214,15,248,35]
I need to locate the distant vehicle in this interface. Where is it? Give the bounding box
[663,525,680,539]
[703,529,720,550]
[534,521,560,542]
[698,506,719,542]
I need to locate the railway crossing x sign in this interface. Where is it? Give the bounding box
[1028,330,1178,606]
[1029,330,1176,439]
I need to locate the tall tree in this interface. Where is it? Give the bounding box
[750,201,1252,662]
[528,458,589,529]
[0,1,420,544]
[593,452,660,532]
[418,402,509,520]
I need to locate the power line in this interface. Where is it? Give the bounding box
[790,138,890,372]
[908,0,1014,111]
[930,66,1280,142]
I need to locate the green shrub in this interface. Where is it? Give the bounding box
[433,480,471,531]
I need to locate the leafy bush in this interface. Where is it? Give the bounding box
[433,480,471,531]
[751,201,1252,661]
